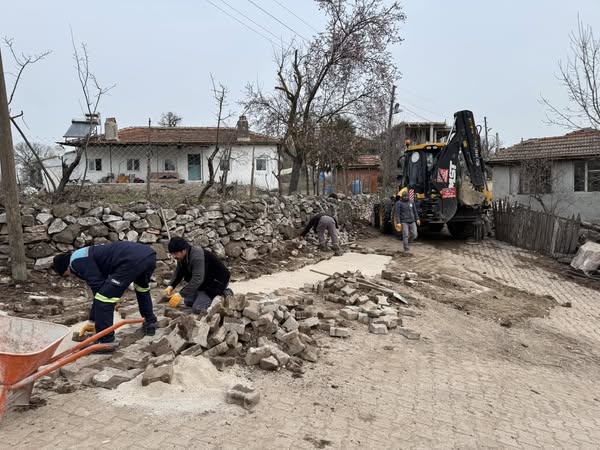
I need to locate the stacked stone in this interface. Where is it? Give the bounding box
[0,194,374,271]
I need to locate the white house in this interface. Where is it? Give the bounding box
[52,116,281,191]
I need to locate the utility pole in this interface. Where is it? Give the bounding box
[0,49,27,281]
[385,84,397,195]
[484,116,489,156]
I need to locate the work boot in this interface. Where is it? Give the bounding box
[142,321,157,336]
[85,339,120,354]
[319,244,330,252]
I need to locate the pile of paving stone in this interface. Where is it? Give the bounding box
[41,269,421,395]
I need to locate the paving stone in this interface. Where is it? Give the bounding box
[180,343,204,357]
[152,352,175,367]
[225,384,260,409]
[267,345,290,366]
[330,327,351,338]
[59,354,111,379]
[245,346,272,365]
[340,308,359,320]
[404,279,418,287]
[222,317,246,334]
[142,364,174,386]
[398,327,421,340]
[166,328,188,354]
[243,301,260,320]
[210,356,237,371]
[92,368,142,389]
[282,315,299,331]
[369,323,389,335]
[206,341,229,357]
[208,326,227,347]
[192,320,210,347]
[259,356,279,371]
[301,317,320,328]
[226,331,239,347]
[358,312,370,324]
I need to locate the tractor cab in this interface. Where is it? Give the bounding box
[400,142,446,196]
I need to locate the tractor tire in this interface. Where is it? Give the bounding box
[372,203,381,228]
[379,199,394,235]
[447,221,475,239]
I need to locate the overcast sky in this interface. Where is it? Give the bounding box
[1,0,599,148]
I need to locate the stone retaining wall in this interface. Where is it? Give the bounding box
[0,194,374,271]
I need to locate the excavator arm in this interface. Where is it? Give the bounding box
[430,110,488,222]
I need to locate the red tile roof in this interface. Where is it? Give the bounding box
[489,128,600,163]
[77,126,279,146]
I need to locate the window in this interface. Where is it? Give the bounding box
[519,160,552,194]
[87,158,102,171]
[220,158,230,171]
[164,159,176,171]
[256,158,267,171]
[127,159,140,171]
[574,160,600,192]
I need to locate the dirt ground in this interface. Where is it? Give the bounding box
[3,226,600,449]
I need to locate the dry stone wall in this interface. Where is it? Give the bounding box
[0,194,374,271]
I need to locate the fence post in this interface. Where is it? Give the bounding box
[0,49,27,281]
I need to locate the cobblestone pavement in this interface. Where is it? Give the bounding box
[3,238,600,449]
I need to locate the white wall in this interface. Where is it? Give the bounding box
[42,143,279,189]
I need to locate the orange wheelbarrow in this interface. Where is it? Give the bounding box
[0,315,144,421]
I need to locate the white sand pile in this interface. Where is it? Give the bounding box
[98,356,251,415]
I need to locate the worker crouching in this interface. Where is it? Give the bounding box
[164,237,232,315]
[52,241,158,349]
[300,213,341,254]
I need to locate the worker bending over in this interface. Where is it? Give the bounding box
[164,237,232,314]
[301,213,340,253]
[53,241,158,348]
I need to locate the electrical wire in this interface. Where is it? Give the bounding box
[219,0,282,42]
[246,0,308,42]
[398,104,433,122]
[271,0,320,33]
[205,0,275,45]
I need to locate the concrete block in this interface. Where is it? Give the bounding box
[398,327,421,340]
[110,349,151,370]
[142,364,174,386]
[340,308,358,320]
[257,312,274,326]
[330,327,350,338]
[405,272,418,280]
[243,301,260,320]
[206,295,224,317]
[180,343,204,357]
[206,341,229,357]
[398,307,416,317]
[404,279,418,287]
[226,331,239,347]
[225,294,247,311]
[245,346,271,365]
[59,354,110,379]
[207,313,221,333]
[282,315,299,332]
[317,310,338,320]
[259,356,279,371]
[93,367,142,389]
[357,312,370,324]
[340,285,358,297]
[369,323,388,335]
[226,384,260,409]
[286,338,306,356]
[356,295,370,305]
[281,329,299,344]
[299,346,319,363]
[267,345,290,366]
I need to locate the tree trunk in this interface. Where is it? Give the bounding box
[250,146,255,198]
[305,165,310,195]
[0,49,27,281]
[288,156,303,194]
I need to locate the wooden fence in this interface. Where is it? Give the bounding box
[492,201,581,257]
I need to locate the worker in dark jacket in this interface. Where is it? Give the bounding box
[300,213,340,252]
[165,237,232,314]
[52,242,158,346]
[394,191,421,255]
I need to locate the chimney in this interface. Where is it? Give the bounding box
[105,117,118,141]
[236,115,250,141]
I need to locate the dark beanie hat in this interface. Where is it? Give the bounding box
[53,253,72,275]
[168,237,190,253]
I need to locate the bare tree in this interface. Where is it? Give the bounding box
[2,37,56,191]
[56,33,114,194]
[199,75,232,201]
[14,142,54,188]
[158,111,183,127]
[541,18,600,130]
[244,0,405,194]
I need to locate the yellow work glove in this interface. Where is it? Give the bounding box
[168,293,182,308]
[79,321,96,337]
[395,223,402,233]
[164,286,173,297]
[416,220,421,226]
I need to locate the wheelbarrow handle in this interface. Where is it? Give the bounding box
[9,343,116,391]
[47,318,145,365]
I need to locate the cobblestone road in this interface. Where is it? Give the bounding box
[3,238,600,449]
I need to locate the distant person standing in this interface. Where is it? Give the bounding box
[394,191,420,255]
[300,213,340,253]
